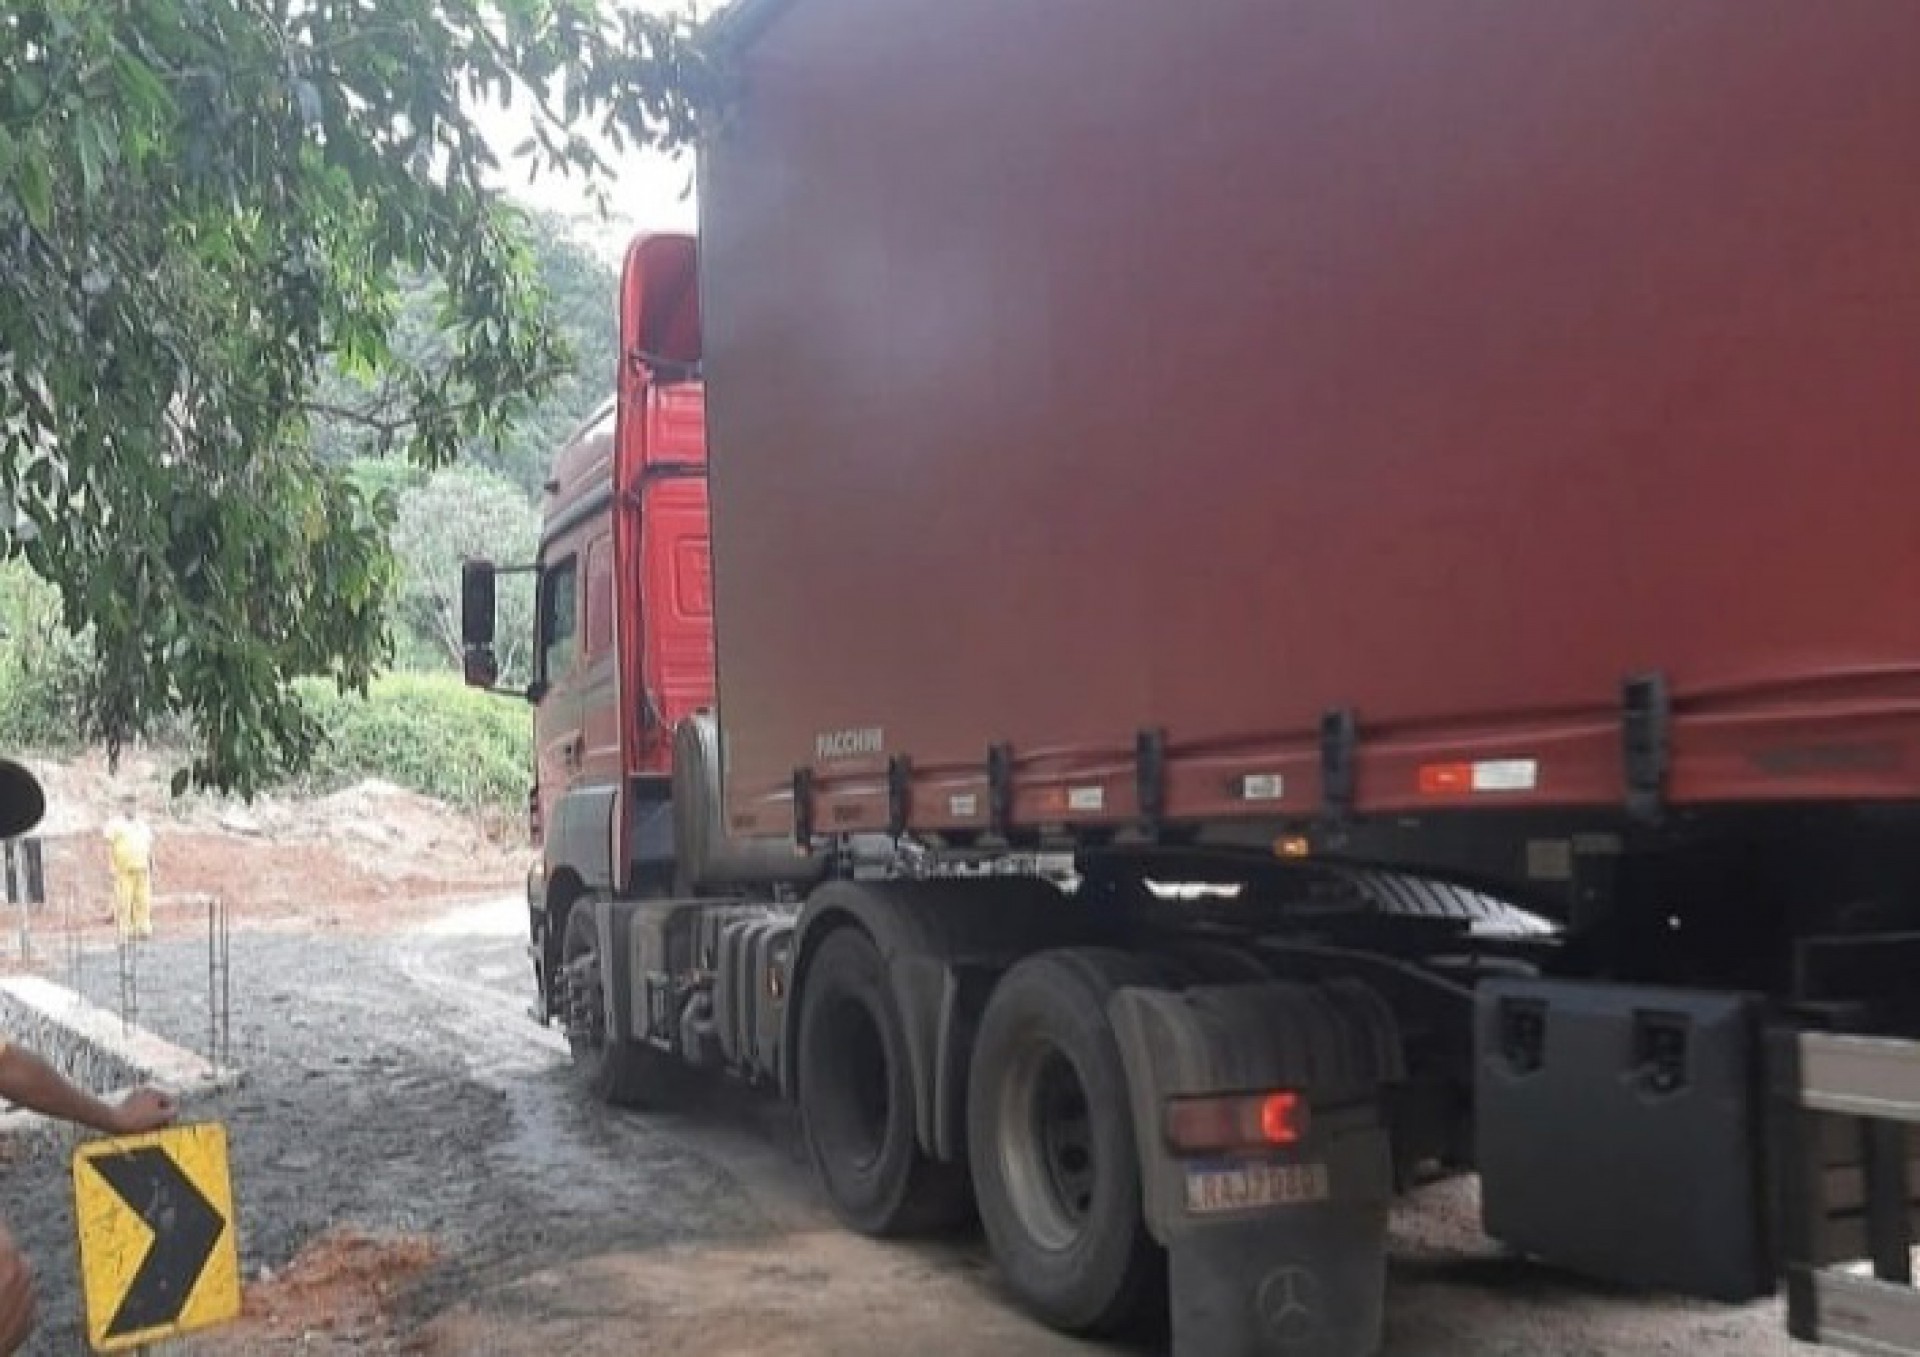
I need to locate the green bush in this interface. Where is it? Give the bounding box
[0,653,85,755]
[292,672,532,816]
[0,564,90,754]
[0,563,535,818]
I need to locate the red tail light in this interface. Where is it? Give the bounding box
[528,784,544,846]
[1418,762,1473,795]
[1260,1092,1304,1144]
[1165,1091,1308,1154]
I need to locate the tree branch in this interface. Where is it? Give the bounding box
[283,361,576,436]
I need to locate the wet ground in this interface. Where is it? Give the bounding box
[0,898,1838,1355]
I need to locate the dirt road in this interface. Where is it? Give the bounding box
[1,897,1837,1356]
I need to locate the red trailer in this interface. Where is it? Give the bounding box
[703,0,1920,843]
[462,4,1920,1352]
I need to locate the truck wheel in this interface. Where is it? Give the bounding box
[797,928,969,1235]
[559,901,674,1108]
[968,949,1168,1336]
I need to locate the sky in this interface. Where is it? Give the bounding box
[470,0,716,262]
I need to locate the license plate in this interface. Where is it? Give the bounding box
[1184,1160,1330,1215]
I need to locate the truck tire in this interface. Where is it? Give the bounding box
[797,928,969,1235]
[968,949,1168,1336]
[560,901,676,1108]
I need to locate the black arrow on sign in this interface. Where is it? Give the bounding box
[89,1146,226,1339]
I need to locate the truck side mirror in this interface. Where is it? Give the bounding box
[461,559,499,689]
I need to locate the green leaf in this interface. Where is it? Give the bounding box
[16,156,51,231]
[111,52,174,122]
[76,125,102,198]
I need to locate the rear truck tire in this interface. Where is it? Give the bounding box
[967,949,1170,1336]
[797,927,971,1235]
[559,900,678,1108]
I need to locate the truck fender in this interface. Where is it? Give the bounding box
[546,784,618,895]
[781,878,1092,1161]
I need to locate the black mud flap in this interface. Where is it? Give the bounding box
[1169,1209,1389,1357]
[1109,981,1403,1357]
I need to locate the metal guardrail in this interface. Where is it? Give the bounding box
[1775,1031,1920,1355]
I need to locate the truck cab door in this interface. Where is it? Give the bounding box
[577,532,622,783]
[535,519,627,890]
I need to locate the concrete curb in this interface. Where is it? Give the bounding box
[0,975,242,1140]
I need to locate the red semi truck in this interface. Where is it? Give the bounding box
[461,3,1920,1353]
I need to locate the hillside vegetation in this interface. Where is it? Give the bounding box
[0,214,609,814]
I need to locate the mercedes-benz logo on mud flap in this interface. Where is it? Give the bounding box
[1256,1265,1328,1348]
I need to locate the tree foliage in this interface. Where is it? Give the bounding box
[473,218,621,496]
[390,465,538,676]
[314,212,619,498]
[0,0,706,792]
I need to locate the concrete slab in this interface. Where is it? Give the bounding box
[0,974,241,1139]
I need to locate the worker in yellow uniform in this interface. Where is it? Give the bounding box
[102,799,154,940]
[0,757,177,1356]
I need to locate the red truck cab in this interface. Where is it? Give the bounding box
[475,235,716,979]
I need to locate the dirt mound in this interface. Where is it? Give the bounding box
[210,778,493,860]
[2,753,523,940]
[201,1229,440,1354]
[14,752,132,838]
[17,752,508,841]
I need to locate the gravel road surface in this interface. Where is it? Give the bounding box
[0,898,1842,1355]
